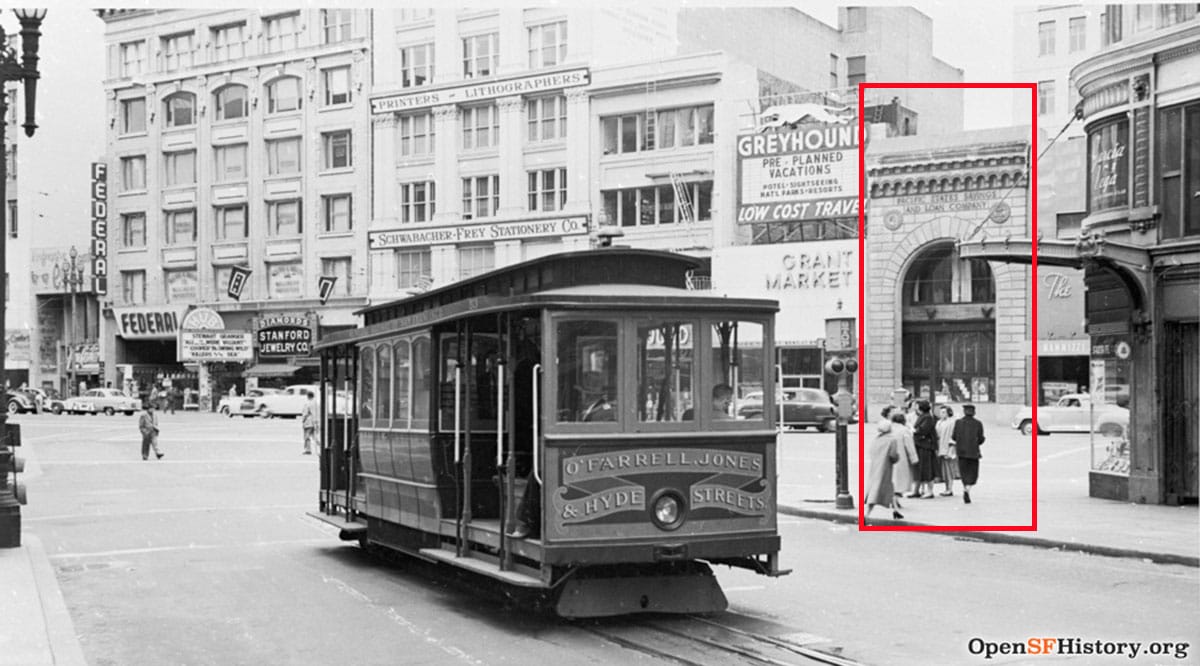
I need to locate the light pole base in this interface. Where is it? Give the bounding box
[0,500,20,548]
[834,493,855,510]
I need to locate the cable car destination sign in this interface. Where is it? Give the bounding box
[737,124,859,223]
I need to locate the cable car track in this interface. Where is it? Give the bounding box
[581,613,866,666]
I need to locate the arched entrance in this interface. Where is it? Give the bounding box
[900,241,997,403]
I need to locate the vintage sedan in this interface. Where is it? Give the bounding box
[63,388,142,415]
[5,390,39,415]
[255,384,353,418]
[217,388,282,418]
[737,388,838,432]
[1011,393,1129,436]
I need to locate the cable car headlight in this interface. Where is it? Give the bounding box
[650,489,686,531]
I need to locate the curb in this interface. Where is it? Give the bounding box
[24,535,88,666]
[778,503,1200,568]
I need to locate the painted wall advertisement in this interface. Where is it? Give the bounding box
[736,124,859,223]
[1088,119,1129,212]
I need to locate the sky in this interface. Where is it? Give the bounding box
[5,1,1033,250]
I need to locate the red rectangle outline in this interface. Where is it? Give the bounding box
[856,81,1039,532]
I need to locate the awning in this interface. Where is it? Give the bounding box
[243,363,302,378]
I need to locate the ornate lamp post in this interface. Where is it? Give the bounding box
[1,8,47,549]
[61,245,84,398]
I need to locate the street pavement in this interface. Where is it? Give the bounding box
[2,411,1197,664]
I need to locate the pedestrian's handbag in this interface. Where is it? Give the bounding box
[947,443,957,460]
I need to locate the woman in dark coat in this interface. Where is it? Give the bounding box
[865,410,903,520]
[911,399,939,498]
[951,403,986,504]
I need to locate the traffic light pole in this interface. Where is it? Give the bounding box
[824,355,857,511]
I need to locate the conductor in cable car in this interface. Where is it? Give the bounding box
[508,318,542,540]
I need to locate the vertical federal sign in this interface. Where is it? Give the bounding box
[90,162,108,295]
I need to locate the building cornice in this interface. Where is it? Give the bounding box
[1072,22,1200,95]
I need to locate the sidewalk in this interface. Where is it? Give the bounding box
[776,427,1200,568]
[0,534,87,666]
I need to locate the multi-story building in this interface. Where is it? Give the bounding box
[97,9,373,404]
[963,4,1200,505]
[3,83,32,390]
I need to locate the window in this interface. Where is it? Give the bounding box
[121,270,146,305]
[121,213,146,248]
[396,249,431,289]
[263,12,301,53]
[5,202,14,238]
[556,319,620,424]
[602,181,713,226]
[1038,20,1055,56]
[399,9,434,22]
[322,194,352,232]
[1135,4,1154,31]
[462,104,499,150]
[323,66,351,106]
[266,137,301,176]
[1158,102,1200,239]
[969,259,995,303]
[164,209,196,245]
[399,111,435,155]
[211,23,245,62]
[321,256,352,296]
[845,6,866,31]
[462,33,499,78]
[458,246,495,279]
[830,54,839,89]
[1038,80,1055,116]
[462,175,499,220]
[161,32,193,72]
[528,168,566,212]
[321,9,353,44]
[214,144,247,182]
[399,181,436,223]
[1088,119,1129,212]
[163,150,196,187]
[1102,5,1123,46]
[120,41,145,77]
[322,130,352,169]
[601,106,714,155]
[847,56,866,88]
[266,77,302,114]
[120,155,146,191]
[1159,4,1198,28]
[637,321,695,423]
[268,199,302,236]
[400,43,434,88]
[121,98,146,134]
[214,85,247,121]
[902,244,995,305]
[164,269,197,303]
[710,320,766,423]
[528,21,567,69]
[164,93,196,128]
[1068,16,1086,52]
[392,340,411,428]
[527,95,566,142]
[359,347,374,420]
[215,205,247,240]
[3,146,12,179]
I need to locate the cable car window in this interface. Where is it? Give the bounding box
[359,345,374,420]
[393,340,410,428]
[556,320,619,423]
[412,336,431,429]
[711,320,767,422]
[377,343,392,422]
[438,333,500,432]
[637,321,695,422]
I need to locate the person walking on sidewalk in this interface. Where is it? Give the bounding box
[951,403,985,503]
[865,412,904,520]
[912,400,939,499]
[138,401,164,461]
[935,404,959,496]
[301,391,319,455]
[891,410,919,498]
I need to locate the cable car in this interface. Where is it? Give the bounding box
[310,248,788,617]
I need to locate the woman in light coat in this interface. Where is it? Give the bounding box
[865,410,903,520]
[935,404,959,496]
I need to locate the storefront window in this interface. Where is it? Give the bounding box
[636,321,695,422]
[1088,357,1131,476]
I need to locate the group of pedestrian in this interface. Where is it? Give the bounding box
[865,398,986,520]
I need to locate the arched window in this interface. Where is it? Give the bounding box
[903,242,996,306]
[163,92,196,128]
[213,85,247,121]
[265,77,302,114]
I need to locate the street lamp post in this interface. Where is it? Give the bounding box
[61,246,84,398]
[0,8,47,549]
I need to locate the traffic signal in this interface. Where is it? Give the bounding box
[825,356,858,375]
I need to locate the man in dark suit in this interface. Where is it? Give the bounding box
[951,403,985,503]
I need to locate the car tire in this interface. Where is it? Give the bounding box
[819,418,836,433]
[51,405,63,415]
[6,401,20,415]
[219,406,230,417]
[124,411,134,416]
[1019,420,1035,436]
[103,407,115,416]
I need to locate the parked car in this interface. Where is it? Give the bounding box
[5,390,38,415]
[217,388,283,418]
[1011,393,1129,436]
[62,388,142,416]
[737,388,838,432]
[256,384,353,418]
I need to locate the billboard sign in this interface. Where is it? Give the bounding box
[737,123,859,224]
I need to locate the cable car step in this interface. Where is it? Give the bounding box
[307,512,368,541]
[418,547,546,588]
